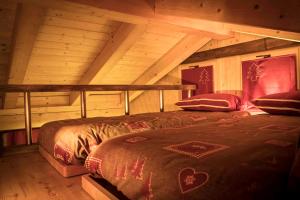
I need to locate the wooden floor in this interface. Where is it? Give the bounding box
[0,151,92,200]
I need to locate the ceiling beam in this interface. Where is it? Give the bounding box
[155,0,300,34]
[16,0,300,41]
[69,23,147,105]
[129,35,211,102]
[17,0,232,39]
[183,38,300,64]
[4,3,45,109]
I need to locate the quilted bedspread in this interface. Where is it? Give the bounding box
[86,114,300,200]
[39,111,249,165]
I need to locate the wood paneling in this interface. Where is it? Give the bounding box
[181,47,300,95]
[0,103,123,131]
[16,0,231,38]
[69,23,147,105]
[100,25,186,85]
[20,7,121,108]
[5,3,45,109]
[129,35,211,101]
[132,45,300,115]
[131,67,181,114]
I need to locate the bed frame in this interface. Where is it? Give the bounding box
[82,175,119,200]
[39,146,88,177]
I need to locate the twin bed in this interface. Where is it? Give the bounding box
[85,114,300,200]
[38,110,249,177]
[38,107,300,200]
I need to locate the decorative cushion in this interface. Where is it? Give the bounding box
[175,93,241,112]
[251,91,300,115]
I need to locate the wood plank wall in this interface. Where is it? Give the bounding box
[131,46,300,114]
[131,67,181,114]
[0,95,123,130]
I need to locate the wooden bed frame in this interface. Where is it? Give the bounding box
[39,145,88,177]
[82,175,119,200]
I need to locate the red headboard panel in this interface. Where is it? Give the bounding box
[181,66,213,99]
[242,54,297,109]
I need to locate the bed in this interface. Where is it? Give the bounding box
[39,110,249,177]
[83,114,300,200]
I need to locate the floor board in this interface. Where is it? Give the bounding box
[0,152,92,200]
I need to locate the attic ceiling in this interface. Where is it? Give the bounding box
[1,0,300,110]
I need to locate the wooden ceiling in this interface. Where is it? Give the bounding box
[1,0,300,110]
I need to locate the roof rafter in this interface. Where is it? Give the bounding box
[4,3,45,109]
[69,23,147,105]
[17,0,232,39]
[129,35,211,102]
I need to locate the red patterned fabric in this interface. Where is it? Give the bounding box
[54,142,74,164]
[176,93,241,112]
[251,91,300,115]
[182,66,213,99]
[1,129,39,147]
[242,54,296,110]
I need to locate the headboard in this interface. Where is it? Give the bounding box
[242,54,297,109]
[181,65,213,98]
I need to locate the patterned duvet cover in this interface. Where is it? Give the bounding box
[86,114,300,200]
[39,111,249,165]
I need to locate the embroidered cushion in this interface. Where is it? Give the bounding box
[176,93,241,112]
[251,91,300,115]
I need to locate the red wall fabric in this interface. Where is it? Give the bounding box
[181,66,214,99]
[1,128,39,147]
[242,54,297,110]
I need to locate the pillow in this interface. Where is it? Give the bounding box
[175,93,241,112]
[251,91,300,115]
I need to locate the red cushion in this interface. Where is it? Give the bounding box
[251,91,300,115]
[176,93,241,112]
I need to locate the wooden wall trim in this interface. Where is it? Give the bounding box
[0,84,196,93]
[182,38,300,64]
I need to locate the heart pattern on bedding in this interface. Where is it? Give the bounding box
[178,168,209,193]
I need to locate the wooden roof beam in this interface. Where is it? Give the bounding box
[183,38,300,64]
[69,23,147,105]
[129,35,211,102]
[15,0,300,41]
[4,3,45,109]
[17,0,232,39]
[155,0,300,42]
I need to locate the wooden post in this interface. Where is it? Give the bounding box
[80,91,87,118]
[159,90,164,112]
[24,91,32,145]
[187,89,192,98]
[124,90,130,115]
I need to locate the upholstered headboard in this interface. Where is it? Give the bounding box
[242,54,297,109]
[181,65,213,99]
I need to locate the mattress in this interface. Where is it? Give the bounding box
[86,114,300,200]
[39,111,249,165]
